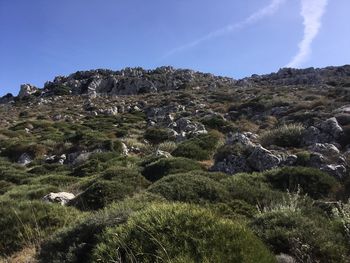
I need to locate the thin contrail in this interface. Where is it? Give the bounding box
[161,0,287,59]
[286,0,328,68]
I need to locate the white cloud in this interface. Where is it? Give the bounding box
[162,0,286,59]
[286,0,328,68]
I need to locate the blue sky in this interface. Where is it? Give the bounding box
[0,0,349,96]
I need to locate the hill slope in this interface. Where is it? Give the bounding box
[0,65,350,263]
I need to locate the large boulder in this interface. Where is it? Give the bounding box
[302,118,343,145]
[317,117,343,140]
[18,84,38,99]
[211,155,252,174]
[247,146,281,172]
[308,143,340,156]
[321,164,347,180]
[43,192,75,205]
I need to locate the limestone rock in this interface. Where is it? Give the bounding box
[308,143,340,156]
[18,84,38,99]
[18,153,32,166]
[155,149,172,158]
[43,192,75,205]
[247,145,281,172]
[211,155,251,175]
[321,164,347,179]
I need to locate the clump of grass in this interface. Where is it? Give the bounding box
[158,141,177,153]
[333,199,350,242]
[260,123,305,147]
[142,157,203,182]
[0,200,82,257]
[92,203,276,263]
[172,130,223,161]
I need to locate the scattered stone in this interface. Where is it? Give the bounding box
[18,153,32,166]
[276,254,296,263]
[155,149,172,158]
[43,192,75,205]
[121,143,129,156]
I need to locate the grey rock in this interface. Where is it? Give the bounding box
[67,151,93,166]
[18,84,38,98]
[121,143,129,156]
[247,145,281,172]
[309,152,327,168]
[0,93,14,104]
[276,254,296,263]
[317,117,343,140]
[43,192,75,205]
[211,155,252,175]
[321,164,347,179]
[308,143,340,156]
[155,149,172,158]
[283,154,298,166]
[226,132,256,150]
[18,153,32,166]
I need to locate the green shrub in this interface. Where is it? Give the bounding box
[201,115,235,133]
[0,200,82,256]
[260,124,305,147]
[71,167,150,210]
[38,194,163,263]
[264,167,339,199]
[295,151,311,166]
[3,184,60,200]
[92,203,276,263]
[49,84,71,95]
[214,143,250,162]
[251,211,349,263]
[142,157,203,182]
[144,127,173,144]
[0,180,14,195]
[221,173,284,207]
[1,142,48,161]
[147,172,229,203]
[172,131,222,160]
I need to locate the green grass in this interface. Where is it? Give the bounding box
[92,203,276,263]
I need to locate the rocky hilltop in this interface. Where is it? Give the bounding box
[0,65,350,263]
[238,65,350,87]
[2,66,235,101]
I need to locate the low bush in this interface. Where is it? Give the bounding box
[214,143,250,162]
[295,151,311,166]
[201,115,235,133]
[1,142,48,161]
[92,203,276,263]
[0,200,82,256]
[38,194,163,263]
[147,172,230,203]
[260,124,305,147]
[144,127,173,144]
[221,173,284,207]
[142,157,203,182]
[70,167,150,210]
[264,166,339,199]
[172,130,222,160]
[251,211,349,263]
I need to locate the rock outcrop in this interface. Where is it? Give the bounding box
[18,84,39,98]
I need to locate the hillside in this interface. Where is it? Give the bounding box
[0,65,350,263]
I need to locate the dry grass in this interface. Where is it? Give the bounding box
[0,246,37,263]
